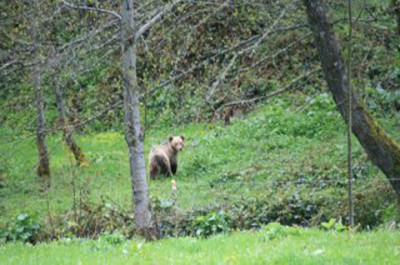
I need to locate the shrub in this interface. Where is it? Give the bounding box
[192,211,231,237]
[0,213,41,243]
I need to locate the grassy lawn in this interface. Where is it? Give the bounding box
[1,228,399,265]
[1,96,399,225]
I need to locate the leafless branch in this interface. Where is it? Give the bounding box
[241,7,287,53]
[60,0,121,20]
[220,68,321,109]
[0,58,18,72]
[135,0,183,41]
[72,100,123,129]
[240,32,313,73]
[206,53,238,101]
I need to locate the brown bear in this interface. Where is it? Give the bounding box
[148,135,185,180]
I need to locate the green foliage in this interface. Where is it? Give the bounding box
[192,211,231,238]
[58,199,136,240]
[263,222,301,240]
[1,0,400,236]
[151,196,174,212]
[321,218,346,232]
[1,92,399,243]
[0,213,41,243]
[99,232,126,246]
[1,0,400,254]
[365,83,400,114]
[1,229,400,264]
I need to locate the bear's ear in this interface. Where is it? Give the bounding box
[169,136,173,142]
[180,135,185,141]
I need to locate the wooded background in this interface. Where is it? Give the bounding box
[1,0,400,241]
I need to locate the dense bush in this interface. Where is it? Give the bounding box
[0,213,41,243]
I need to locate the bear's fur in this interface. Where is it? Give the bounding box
[148,135,185,180]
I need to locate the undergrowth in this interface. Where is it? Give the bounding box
[1,94,399,243]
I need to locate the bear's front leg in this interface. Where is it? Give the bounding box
[171,163,177,175]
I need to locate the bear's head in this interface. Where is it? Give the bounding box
[169,135,185,152]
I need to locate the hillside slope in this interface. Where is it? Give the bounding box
[1,94,399,236]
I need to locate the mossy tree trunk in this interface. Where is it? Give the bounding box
[54,74,87,166]
[120,0,159,240]
[303,0,400,198]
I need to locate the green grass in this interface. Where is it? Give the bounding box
[1,227,399,265]
[1,94,399,225]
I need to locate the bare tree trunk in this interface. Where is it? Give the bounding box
[120,0,159,240]
[346,0,355,226]
[303,0,400,198]
[35,65,51,189]
[33,0,50,189]
[54,74,87,166]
